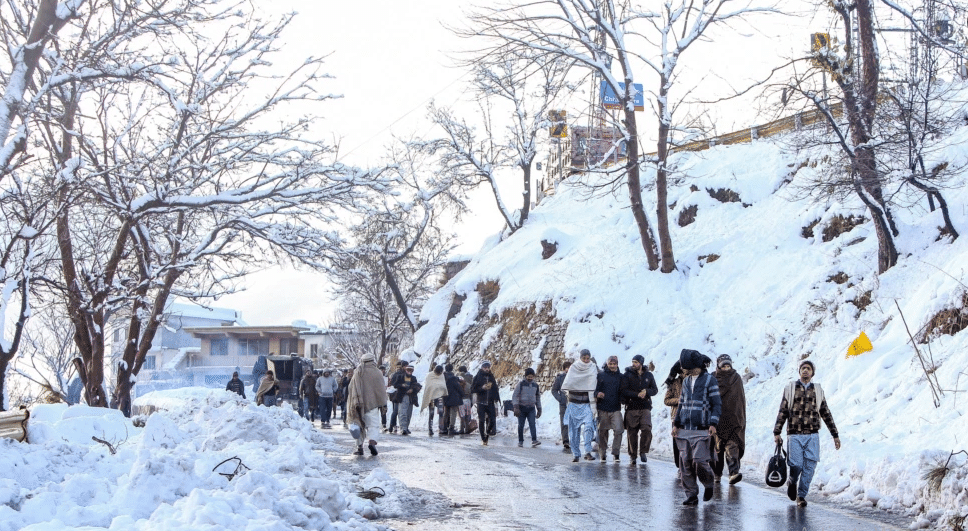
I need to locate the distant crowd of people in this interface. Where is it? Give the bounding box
[231,345,841,508]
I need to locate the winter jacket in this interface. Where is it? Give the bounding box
[388,369,406,403]
[619,366,658,410]
[664,376,683,422]
[773,380,839,438]
[225,377,246,398]
[315,375,338,398]
[472,370,501,404]
[299,374,318,399]
[594,366,624,412]
[551,371,568,406]
[394,373,422,406]
[337,376,351,405]
[673,371,721,430]
[459,371,474,398]
[512,379,541,409]
[443,372,465,407]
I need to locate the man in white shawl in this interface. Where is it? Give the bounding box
[561,349,599,462]
[346,354,389,456]
[421,365,447,436]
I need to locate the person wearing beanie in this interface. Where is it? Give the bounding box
[441,364,464,436]
[620,354,658,466]
[512,367,542,448]
[457,365,475,435]
[551,361,573,451]
[663,360,685,470]
[595,355,625,462]
[774,358,841,507]
[386,361,409,434]
[472,361,501,445]
[713,355,746,484]
[672,349,721,506]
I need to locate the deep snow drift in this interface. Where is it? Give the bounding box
[410,119,968,528]
[0,389,415,531]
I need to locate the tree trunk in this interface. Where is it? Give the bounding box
[654,79,677,273]
[0,358,7,411]
[624,108,660,270]
[519,162,531,228]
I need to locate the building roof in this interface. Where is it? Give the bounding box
[184,325,310,338]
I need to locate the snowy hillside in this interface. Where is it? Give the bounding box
[412,118,968,528]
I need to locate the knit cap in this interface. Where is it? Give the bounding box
[632,354,645,364]
[524,367,536,377]
[717,354,733,369]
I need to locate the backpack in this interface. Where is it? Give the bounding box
[765,442,788,488]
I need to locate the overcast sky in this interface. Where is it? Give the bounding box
[214,0,922,325]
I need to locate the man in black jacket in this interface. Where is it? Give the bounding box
[595,356,625,462]
[620,354,659,466]
[551,361,571,451]
[442,364,464,436]
[225,372,246,399]
[472,361,501,445]
[386,361,407,433]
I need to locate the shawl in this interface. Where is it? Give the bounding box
[420,372,447,412]
[255,376,278,403]
[346,358,389,429]
[561,359,598,392]
[714,368,747,455]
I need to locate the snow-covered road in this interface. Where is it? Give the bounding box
[325,425,911,531]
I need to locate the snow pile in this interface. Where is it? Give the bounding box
[0,389,394,531]
[411,114,968,526]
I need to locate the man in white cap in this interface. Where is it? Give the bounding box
[561,349,599,462]
[774,359,841,507]
[346,353,389,456]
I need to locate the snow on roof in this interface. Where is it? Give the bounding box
[166,301,239,323]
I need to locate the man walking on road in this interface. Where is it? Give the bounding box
[225,371,246,399]
[315,369,338,427]
[346,353,389,456]
[387,361,408,433]
[672,349,721,506]
[595,356,624,462]
[395,365,421,435]
[713,354,747,484]
[620,354,658,466]
[442,364,464,436]
[512,367,542,448]
[472,361,501,445]
[562,349,599,462]
[551,361,572,451]
[774,359,841,507]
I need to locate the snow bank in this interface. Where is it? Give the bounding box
[0,389,396,531]
[411,106,968,527]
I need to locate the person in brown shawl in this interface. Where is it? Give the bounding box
[346,354,390,456]
[255,371,279,406]
[712,354,746,484]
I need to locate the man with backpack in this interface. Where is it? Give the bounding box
[774,360,841,507]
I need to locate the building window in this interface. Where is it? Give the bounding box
[280,338,299,356]
[310,344,319,358]
[113,328,124,343]
[143,355,156,370]
[211,338,229,356]
[239,338,269,357]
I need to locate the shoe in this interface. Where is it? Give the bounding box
[583,453,595,461]
[682,496,699,506]
[572,456,580,462]
[531,440,541,447]
[353,445,364,456]
[482,438,488,446]
[796,497,807,507]
[518,441,524,447]
[703,486,713,502]
[787,478,797,501]
[368,443,378,456]
[729,473,743,485]
[601,454,606,462]
[402,430,410,436]
[612,454,620,462]
[629,458,637,466]
[563,443,571,450]
[428,431,434,436]
[639,453,648,463]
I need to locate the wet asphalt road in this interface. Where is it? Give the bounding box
[324,423,910,531]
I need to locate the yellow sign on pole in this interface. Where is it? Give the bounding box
[846,331,873,358]
[549,110,567,138]
[811,33,830,68]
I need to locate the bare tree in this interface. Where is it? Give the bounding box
[463,0,776,273]
[23,1,385,414]
[426,54,574,233]
[10,304,77,404]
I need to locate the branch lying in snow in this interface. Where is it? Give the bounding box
[91,436,116,454]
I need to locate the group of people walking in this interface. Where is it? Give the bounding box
[254,345,840,509]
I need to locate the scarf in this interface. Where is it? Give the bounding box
[561,359,598,392]
[255,376,277,401]
[346,359,389,429]
[420,372,447,412]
